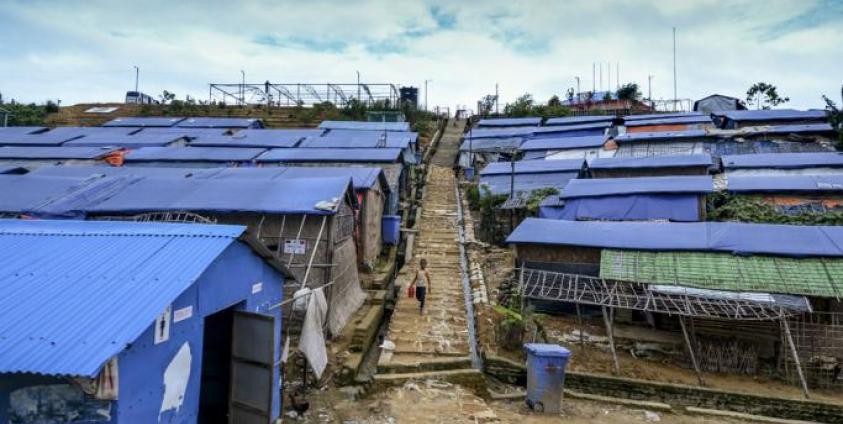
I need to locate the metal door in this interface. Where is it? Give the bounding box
[229,311,275,424]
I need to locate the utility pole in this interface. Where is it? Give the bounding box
[424,79,431,111]
[592,63,596,92]
[648,75,654,108]
[133,65,139,92]
[574,76,580,97]
[356,70,361,102]
[240,70,246,106]
[673,27,678,111]
[616,62,619,89]
[608,62,611,94]
[599,64,603,92]
[495,83,499,114]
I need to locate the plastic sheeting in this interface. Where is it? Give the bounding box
[459,137,522,152]
[0,146,119,160]
[649,285,811,311]
[102,117,186,127]
[519,136,606,151]
[124,147,266,162]
[480,159,584,175]
[176,117,262,128]
[480,172,578,195]
[65,133,186,148]
[561,176,713,198]
[299,288,328,378]
[624,115,713,127]
[588,154,712,170]
[623,112,705,122]
[727,175,843,192]
[256,147,403,163]
[545,115,615,126]
[319,120,410,132]
[558,194,702,221]
[507,218,843,258]
[189,129,321,148]
[614,129,709,143]
[713,109,827,122]
[476,117,541,127]
[722,153,843,170]
[327,239,367,335]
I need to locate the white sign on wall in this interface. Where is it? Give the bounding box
[154,305,172,345]
[284,239,307,255]
[173,306,193,323]
[252,282,263,294]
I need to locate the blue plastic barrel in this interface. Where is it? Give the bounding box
[524,343,571,413]
[464,167,475,180]
[382,215,401,245]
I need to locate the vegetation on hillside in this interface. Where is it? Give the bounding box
[0,97,60,126]
[707,192,843,225]
[501,93,571,118]
[823,85,843,151]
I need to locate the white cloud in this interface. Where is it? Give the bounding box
[0,0,840,110]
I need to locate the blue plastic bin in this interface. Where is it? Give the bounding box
[382,215,401,245]
[524,343,571,413]
[464,167,475,180]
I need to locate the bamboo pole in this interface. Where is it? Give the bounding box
[781,317,810,399]
[602,306,620,375]
[679,316,704,386]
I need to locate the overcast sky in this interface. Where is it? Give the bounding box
[1,0,841,110]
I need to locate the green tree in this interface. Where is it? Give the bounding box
[823,85,843,151]
[159,90,176,104]
[746,82,789,110]
[616,83,642,101]
[549,94,563,107]
[503,93,535,117]
[478,94,497,116]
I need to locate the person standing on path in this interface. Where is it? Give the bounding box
[410,258,432,315]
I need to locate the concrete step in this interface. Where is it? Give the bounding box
[377,355,472,374]
[371,368,485,393]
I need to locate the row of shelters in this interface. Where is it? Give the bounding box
[0,115,427,422]
[465,107,843,395]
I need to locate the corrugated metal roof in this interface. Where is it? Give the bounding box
[589,154,713,170]
[722,153,843,169]
[190,129,321,148]
[561,176,713,198]
[519,136,606,151]
[0,219,244,377]
[476,117,542,127]
[0,146,118,160]
[319,120,410,132]
[125,147,266,162]
[102,117,186,127]
[507,218,843,258]
[545,115,615,126]
[176,117,263,128]
[728,175,843,192]
[480,159,584,175]
[256,147,403,163]
[714,109,827,122]
[623,112,705,121]
[601,249,843,298]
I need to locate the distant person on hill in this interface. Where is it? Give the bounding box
[410,258,432,315]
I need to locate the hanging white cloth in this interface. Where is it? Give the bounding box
[298,288,328,379]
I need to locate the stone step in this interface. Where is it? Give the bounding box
[377,355,473,374]
[371,369,487,395]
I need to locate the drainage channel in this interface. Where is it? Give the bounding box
[454,179,482,370]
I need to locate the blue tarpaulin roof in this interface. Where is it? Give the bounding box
[613,129,709,143]
[0,127,47,138]
[507,218,843,258]
[321,129,418,143]
[480,159,584,176]
[623,112,705,122]
[467,127,536,139]
[0,219,245,376]
[545,115,615,126]
[588,154,713,170]
[714,109,827,122]
[176,117,263,128]
[28,165,202,179]
[561,176,713,198]
[102,117,186,127]
[556,194,702,222]
[189,129,317,148]
[133,127,230,139]
[0,128,88,146]
[728,175,843,193]
[0,176,101,213]
[84,177,351,215]
[64,132,186,148]
[319,120,410,132]
[0,166,27,175]
[300,137,412,149]
[722,153,843,169]
[624,115,713,126]
[480,172,578,195]
[125,147,266,162]
[256,147,403,163]
[459,137,522,152]
[467,124,608,140]
[519,136,606,151]
[476,117,542,127]
[0,146,118,160]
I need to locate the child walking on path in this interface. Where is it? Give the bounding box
[410,258,432,315]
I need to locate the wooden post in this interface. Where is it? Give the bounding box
[575,303,585,345]
[518,264,525,314]
[602,306,620,375]
[781,317,810,399]
[679,316,704,386]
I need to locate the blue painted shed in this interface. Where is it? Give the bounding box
[0,219,288,423]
